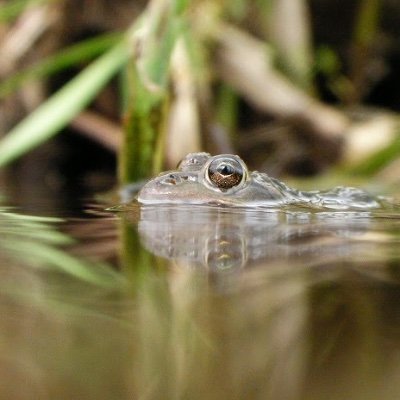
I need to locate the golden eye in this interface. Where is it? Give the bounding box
[207,158,245,190]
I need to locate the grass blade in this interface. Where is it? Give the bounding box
[0,33,120,99]
[0,40,130,167]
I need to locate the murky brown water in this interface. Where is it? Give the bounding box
[2,197,400,399]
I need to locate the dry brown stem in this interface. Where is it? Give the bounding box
[71,111,122,152]
[214,24,349,141]
[166,40,201,167]
[0,4,56,76]
[266,0,313,90]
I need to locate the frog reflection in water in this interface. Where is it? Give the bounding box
[138,153,381,209]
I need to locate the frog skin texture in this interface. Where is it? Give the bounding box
[137,153,380,210]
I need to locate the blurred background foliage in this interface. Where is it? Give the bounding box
[1,0,400,201]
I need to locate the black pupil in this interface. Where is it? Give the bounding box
[217,164,234,175]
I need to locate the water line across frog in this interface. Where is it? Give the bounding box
[137,153,382,210]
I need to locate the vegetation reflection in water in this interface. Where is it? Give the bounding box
[3,200,400,399]
[0,204,130,400]
[125,203,400,400]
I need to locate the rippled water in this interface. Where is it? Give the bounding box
[2,196,400,399]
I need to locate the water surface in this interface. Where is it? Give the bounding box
[2,197,400,399]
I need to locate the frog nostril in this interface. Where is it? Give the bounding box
[162,174,182,185]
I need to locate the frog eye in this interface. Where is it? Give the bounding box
[205,155,247,191]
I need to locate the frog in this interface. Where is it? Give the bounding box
[137,152,381,209]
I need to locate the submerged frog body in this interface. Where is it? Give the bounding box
[138,153,381,209]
